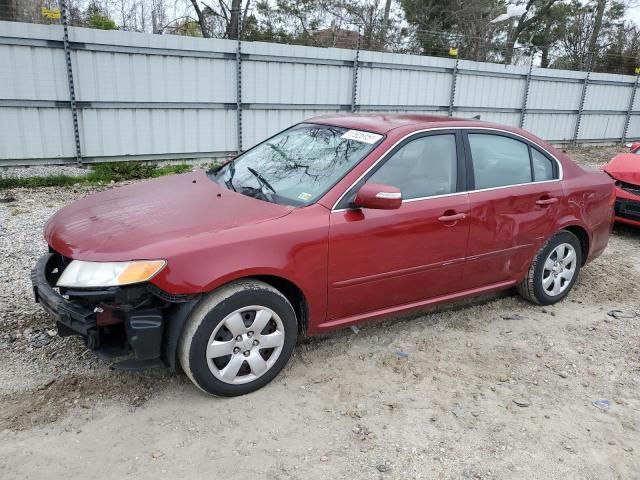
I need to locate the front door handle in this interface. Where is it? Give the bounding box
[438,212,466,222]
[536,197,559,206]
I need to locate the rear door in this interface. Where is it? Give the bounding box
[462,131,564,288]
[326,131,470,323]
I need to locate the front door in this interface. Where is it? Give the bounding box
[325,132,471,323]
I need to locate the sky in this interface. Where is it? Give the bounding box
[628,4,640,25]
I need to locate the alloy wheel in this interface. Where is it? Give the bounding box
[541,243,577,297]
[206,306,285,385]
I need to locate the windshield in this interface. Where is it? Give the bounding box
[210,123,383,206]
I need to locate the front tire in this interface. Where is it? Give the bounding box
[178,279,297,396]
[517,230,582,305]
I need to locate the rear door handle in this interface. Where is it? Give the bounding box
[536,197,558,206]
[438,213,466,222]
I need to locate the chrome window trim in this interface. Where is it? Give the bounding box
[330,126,564,212]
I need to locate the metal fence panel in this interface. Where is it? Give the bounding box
[0,44,68,100]
[461,111,521,126]
[73,50,236,103]
[241,59,352,105]
[242,108,343,148]
[578,114,627,141]
[0,106,77,161]
[583,83,632,111]
[78,108,237,158]
[357,50,453,108]
[525,113,578,142]
[358,67,451,108]
[626,115,640,138]
[527,78,584,111]
[2,20,640,167]
[455,73,524,109]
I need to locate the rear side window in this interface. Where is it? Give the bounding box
[367,134,457,200]
[468,134,531,189]
[531,148,555,181]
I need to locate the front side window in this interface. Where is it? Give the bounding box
[211,124,382,206]
[468,134,532,189]
[367,134,458,200]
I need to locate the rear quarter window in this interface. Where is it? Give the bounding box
[531,148,556,181]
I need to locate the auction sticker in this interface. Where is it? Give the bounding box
[341,130,383,144]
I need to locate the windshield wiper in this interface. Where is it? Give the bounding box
[247,167,277,194]
[239,185,271,202]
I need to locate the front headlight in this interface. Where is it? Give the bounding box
[56,260,167,288]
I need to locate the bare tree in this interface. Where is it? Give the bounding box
[379,0,392,47]
[189,0,211,36]
[587,0,606,54]
[503,0,560,64]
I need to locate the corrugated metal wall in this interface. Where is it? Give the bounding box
[2,20,640,167]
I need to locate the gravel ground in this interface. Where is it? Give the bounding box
[0,146,639,479]
[0,165,88,179]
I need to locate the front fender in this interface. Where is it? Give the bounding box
[150,204,330,334]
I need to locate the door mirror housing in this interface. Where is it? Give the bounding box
[353,183,402,210]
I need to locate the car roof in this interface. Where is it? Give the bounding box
[306,113,517,135]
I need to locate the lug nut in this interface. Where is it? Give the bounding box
[247,331,253,337]
[236,335,242,342]
[253,340,259,346]
[243,350,250,357]
[233,347,240,353]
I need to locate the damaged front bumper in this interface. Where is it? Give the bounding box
[31,252,199,370]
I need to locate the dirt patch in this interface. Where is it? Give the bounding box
[561,145,623,169]
[0,370,173,431]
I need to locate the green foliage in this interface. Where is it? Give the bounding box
[399,0,504,60]
[88,14,117,30]
[88,162,159,182]
[0,162,192,191]
[167,20,203,37]
[84,1,117,30]
[153,164,192,177]
[0,175,80,190]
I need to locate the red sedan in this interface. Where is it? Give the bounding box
[604,143,640,227]
[32,115,614,396]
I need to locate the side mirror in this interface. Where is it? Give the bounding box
[353,183,402,210]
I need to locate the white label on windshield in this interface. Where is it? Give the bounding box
[341,130,383,144]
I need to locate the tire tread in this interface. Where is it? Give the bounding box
[178,279,291,396]
[517,230,581,305]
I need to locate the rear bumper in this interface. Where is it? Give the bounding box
[31,253,199,370]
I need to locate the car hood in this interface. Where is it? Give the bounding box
[45,170,293,261]
[604,153,640,184]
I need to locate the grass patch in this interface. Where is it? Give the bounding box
[0,162,192,190]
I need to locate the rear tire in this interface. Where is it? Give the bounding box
[517,230,582,305]
[178,279,297,396]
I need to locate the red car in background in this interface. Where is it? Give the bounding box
[604,143,640,227]
[32,115,615,396]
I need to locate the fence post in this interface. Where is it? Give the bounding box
[519,54,534,129]
[350,28,361,112]
[572,54,592,146]
[235,11,243,154]
[448,56,459,117]
[59,0,82,165]
[621,74,639,145]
